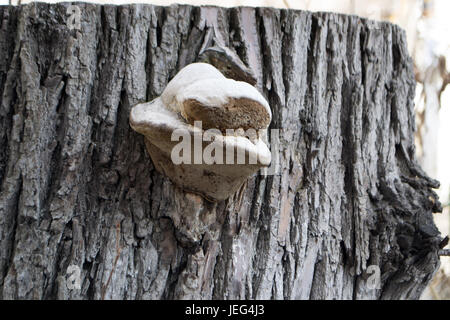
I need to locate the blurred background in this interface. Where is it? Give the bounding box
[2,0,449,299]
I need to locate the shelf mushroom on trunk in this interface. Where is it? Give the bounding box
[129,63,272,201]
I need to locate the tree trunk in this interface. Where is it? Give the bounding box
[0,3,443,300]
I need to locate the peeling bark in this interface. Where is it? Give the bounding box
[0,3,442,300]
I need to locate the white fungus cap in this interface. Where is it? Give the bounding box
[161,63,225,112]
[177,78,271,118]
[129,63,272,201]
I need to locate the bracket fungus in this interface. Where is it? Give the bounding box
[130,63,272,201]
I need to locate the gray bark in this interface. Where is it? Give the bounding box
[0,3,443,300]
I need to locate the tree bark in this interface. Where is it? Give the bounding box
[0,3,443,300]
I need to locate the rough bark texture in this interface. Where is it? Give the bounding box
[0,3,443,300]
